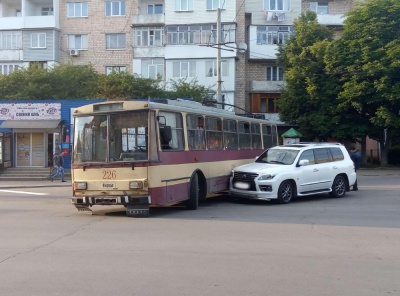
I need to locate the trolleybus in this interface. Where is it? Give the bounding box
[71,99,278,217]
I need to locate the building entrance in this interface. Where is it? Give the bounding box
[16,132,45,167]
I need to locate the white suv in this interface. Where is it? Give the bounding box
[229,143,357,204]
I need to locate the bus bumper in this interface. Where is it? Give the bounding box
[71,195,151,217]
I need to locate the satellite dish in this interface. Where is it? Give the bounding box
[237,42,247,54]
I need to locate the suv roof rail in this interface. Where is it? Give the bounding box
[298,142,342,146]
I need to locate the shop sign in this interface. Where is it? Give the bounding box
[0,103,61,120]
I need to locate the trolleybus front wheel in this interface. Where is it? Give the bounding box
[187,173,199,210]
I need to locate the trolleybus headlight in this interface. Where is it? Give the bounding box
[129,181,143,189]
[74,182,87,190]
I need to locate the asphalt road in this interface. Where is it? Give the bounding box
[0,173,399,296]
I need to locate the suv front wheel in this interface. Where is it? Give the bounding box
[277,180,294,204]
[330,175,347,198]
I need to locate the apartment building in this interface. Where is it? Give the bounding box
[244,0,359,122]
[0,0,360,115]
[132,0,244,112]
[59,0,133,74]
[0,0,59,74]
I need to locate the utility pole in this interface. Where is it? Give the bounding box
[216,8,222,108]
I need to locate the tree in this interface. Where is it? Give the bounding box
[97,71,165,100]
[0,63,53,99]
[50,64,99,99]
[165,78,214,102]
[0,63,99,99]
[328,0,400,165]
[277,11,341,140]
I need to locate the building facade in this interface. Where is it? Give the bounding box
[0,99,104,170]
[0,0,60,73]
[0,0,361,122]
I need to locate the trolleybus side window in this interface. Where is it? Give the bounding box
[187,114,205,150]
[262,124,273,148]
[223,119,238,150]
[251,123,262,149]
[158,111,184,150]
[206,116,223,150]
[238,121,251,149]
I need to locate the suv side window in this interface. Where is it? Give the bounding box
[314,148,332,163]
[330,147,344,161]
[298,149,315,165]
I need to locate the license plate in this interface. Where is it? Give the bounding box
[101,183,116,189]
[234,182,250,189]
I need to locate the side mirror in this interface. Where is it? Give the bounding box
[298,159,310,166]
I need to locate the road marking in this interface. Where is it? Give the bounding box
[0,189,48,195]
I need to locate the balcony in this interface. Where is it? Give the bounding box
[251,80,285,92]
[132,13,164,26]
[0,49,23,61]
[317,14,346,26]
[0,15,57,29]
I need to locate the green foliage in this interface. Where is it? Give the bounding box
[96,71,165,100]
[277,11,341,140]
[165,78,215,102]
[329,0,400,145]
[51,64,99,99]
[0,65,211,102]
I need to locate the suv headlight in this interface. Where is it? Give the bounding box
[258,173,276,180]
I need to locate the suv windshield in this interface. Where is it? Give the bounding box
[256,148,299,165]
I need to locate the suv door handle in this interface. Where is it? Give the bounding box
[313,169,319,172]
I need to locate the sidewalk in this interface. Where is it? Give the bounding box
[0,179,71,189]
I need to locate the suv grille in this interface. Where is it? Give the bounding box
[233,171,258,191]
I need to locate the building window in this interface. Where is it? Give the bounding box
[0,31,22,49]
[31,33,46,48]
[260,97,279,113]
[134,27,163,47]
[67,2,88,17]
[310,2,329,14]
[266,66,284,81]
[68,35,88,50]
[175,0,194,11]
[41,7,54,16]
[173,61,196,78]
[106,66,126,75]
[0,64,20,75]
[257,26,293,45]
[205,60,229,77]
[167,24,235,45]
[106,33,126,49]
[141,59,164,79]
[263,0,289,11]
[105,1,126,16]
[148,4,163,14]
[206,0,225,10]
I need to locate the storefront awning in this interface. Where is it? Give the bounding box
[0,120,62,129]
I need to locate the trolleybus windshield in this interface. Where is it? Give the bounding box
[73,110,149,163]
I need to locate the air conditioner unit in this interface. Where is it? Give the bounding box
[69,49,79,56]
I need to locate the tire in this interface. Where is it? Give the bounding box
[330,175,346,198]
[187,174,199,210]
[277,181,294,204]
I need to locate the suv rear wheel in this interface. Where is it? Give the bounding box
[330,175,346,198]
